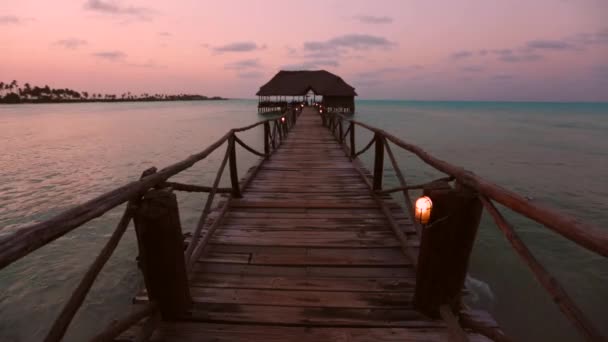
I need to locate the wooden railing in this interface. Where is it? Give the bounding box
[0,107,300,342]
[323,110,607,341]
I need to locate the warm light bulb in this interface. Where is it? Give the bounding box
[281,117,285,123]
[415,196,433,225]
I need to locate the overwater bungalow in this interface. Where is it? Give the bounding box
[256,70,357,114]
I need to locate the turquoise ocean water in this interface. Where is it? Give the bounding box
[0,100,606,341]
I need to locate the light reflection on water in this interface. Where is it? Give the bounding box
[0,100,606,341]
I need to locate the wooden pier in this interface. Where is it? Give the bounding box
[118,107,491,341]
[1,106,606,341]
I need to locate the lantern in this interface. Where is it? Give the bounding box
[415,196,433,225]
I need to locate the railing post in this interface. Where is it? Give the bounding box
[228,134,242,198]
[338,118,344,144]
[349,122,355,158]
[372,133,384,190]
[263,121,270,156]
[133,188,191,320]
[414,181,482,318]
[277,120,283,142]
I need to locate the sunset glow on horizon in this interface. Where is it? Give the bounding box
[2,0,607,101]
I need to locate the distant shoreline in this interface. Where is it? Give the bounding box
[0,80,228,105]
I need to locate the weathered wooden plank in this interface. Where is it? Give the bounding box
[193,263,416,278]
[229,199,380,209]
[118,323,493,342]
[201,246,410,266]
[137,288,413,309]
[189,273,415,292]
[185,303,445,328]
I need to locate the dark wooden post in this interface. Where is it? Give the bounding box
[277,121,283,141]
[134,188,191,320]
[263,121,270,156]
[338,118,344,144]
[349,122,355,158]
[372,134,384,190]
[228,135,242,198]
[414,182,483,318]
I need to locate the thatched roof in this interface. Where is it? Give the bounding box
[256,70,357,97]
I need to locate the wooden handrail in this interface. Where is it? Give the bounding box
[324,111,606,341]
[162,181,232,193]
[480,196,604,341]
[44,204,135,342]
[184,140,231,261]
[0,114,291,270]
[0,109,298,342]
[327,112,608,258]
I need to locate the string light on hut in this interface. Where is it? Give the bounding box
[415,196,433,225]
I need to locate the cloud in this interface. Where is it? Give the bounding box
[54,38,88,49]
[237,71,264,79]
[92,50,127,61]
[225,58,261,70]
[84,0,156,20]
[450,50,473,60]
[526,39,576,50]
[354,15,393,24]
[0,15,21,25]
[212,41,266,53]
[0,15,34,25]
[462,65,484,72]
[499,53,543,63]
[282,59,340,70]
[303,34,395,52]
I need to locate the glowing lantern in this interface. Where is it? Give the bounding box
[320,109,323,113]
[415,196,433,224]
[281,117,286,123]
[301,103,304,108]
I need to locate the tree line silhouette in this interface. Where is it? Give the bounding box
[0,80,225,104]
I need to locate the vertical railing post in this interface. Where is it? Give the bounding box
[414,181,482,318]
[133,187,191,320]
[338,118,344,144]
[372,133,384,190]
[277,120,283,142]
[263,121,270,156]
[349,122,355,158]
[228,134,242,198]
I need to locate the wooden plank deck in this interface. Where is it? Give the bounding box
[119,108,492,341]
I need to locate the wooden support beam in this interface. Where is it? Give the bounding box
[413,182,482,318]
[338,118,344,144]
[229,135,242,198]
[134,188,191,320]
[372,133,384,191]
[263,122,270,157]
[349,122,355,158]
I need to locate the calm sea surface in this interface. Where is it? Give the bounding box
[0,100,606,341]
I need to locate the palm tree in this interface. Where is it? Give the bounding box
[9,80,18,93]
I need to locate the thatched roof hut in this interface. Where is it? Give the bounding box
[256,70,357,113]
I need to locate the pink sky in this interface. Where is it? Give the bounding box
[1,0,607,101]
